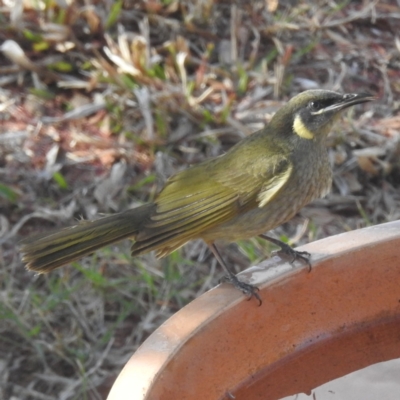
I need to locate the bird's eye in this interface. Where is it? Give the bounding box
[308,98,338,112]
[309,101,320,110]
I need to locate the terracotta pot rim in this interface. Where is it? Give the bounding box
[108,220,400,400]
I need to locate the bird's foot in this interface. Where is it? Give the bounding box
[259,234,311,271]
[274,242,311,271]
[221,274,262,306]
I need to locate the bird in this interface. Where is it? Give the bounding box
[20,89,374,304]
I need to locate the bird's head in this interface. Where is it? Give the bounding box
[273,90,374,141]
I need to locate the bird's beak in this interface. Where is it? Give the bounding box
[312,93,376,115]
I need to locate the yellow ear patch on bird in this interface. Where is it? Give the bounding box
[293,114,314,139]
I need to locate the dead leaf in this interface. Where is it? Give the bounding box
[266,0,278,13]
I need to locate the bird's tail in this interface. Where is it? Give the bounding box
[20,203,155,273]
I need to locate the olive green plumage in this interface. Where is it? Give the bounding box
[20,90,373,291]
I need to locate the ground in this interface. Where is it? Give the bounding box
[0,1,399,399]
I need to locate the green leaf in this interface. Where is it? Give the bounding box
[119,74,138,90]
[293,39,318,59]
[202,109,213,123]
[147,64,166,80]
[52,172,68,189]
[33,41,50,52]
[237,65,249,94]
[127,174,157,192]
[105,0,123,29]
[155,111,168,137]
[49,61,73,72]
[28,324,42,337]
[72,261,108,286]
[29,88,55,99]
[23,29,43,43]
[265,48,279,64]
[0,183,18,202]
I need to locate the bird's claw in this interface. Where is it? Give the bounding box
[274,243,311,271]
[221,275,262,306]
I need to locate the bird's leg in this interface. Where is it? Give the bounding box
[259,234,311,271]
[207,242,262,305]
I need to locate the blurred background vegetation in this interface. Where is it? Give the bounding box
[0,0,399,398]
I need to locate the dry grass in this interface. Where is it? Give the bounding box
[0,0,399,398]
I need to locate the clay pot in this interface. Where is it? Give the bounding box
[108,220,400,400]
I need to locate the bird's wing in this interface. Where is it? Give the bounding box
[215,152,293,209]
[132,152,292,256]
